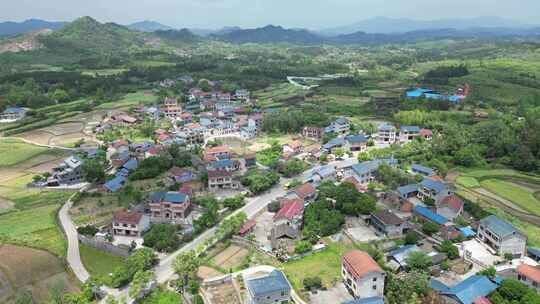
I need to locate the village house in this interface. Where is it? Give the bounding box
[244,270,291,304]
[241,125,257,140]
[478,215,527,258]
[413,205,450,227]
[377,124,397,143]
[208,170,239,191]
[103,175,126,193]
[346,134,369,152]
[325,117,351,135]
[47,156,85,186]
[248,113,264,132]
[370,210,405,238]
[342,250,385,299]
[203,145,231,161]
[516,264,540,293]
[399,125,421,143]
[302,126,324,141]
[417,177,451,203]
[112,210,150,237]
[437,195,464,221]
[386,245,420,270]
[430,275,498,304]
[306,165,336,186]
[397,184,419,201]
[347,158,398,186]
[168,167,198,184]
[235,89,251,102]
[244,153,257,168]
[207,159,240,172]
[148,191,192,224]
[270,199,304,249]
[283,140,303,155]
[323,137,349,154]
[288,182,317,202]
[420,129,433,140]
[0,106,26,122]
[161,97,182,119]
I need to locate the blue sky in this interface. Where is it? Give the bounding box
[1,0,539,29]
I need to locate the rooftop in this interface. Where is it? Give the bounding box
[342,250,383,280]
[420,177,447,193]
[293,183,317,200]
[438,275,498,304]
[246,270,291,297]
[479,215,521,238]
[113,211,143,225]
[163,192,188,204]
[413,206,449,225]
[372,209,403,226]
[274,199,304,221]
[517,264,540,284]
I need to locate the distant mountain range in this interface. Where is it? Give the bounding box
[321,16,533,35]
[0,19,66,36]
[212,25,322,44]
[127,20,173,32]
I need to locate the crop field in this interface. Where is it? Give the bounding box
[0,139,49,167]
[96,91,158,110]
[480,179,540,217]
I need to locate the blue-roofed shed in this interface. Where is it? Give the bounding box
[342,297,384,304]
[164,192,188,203]
[397,184,419,199]
[439,275,498,304]
[459,227,476,238]
[401,125,421,133]
[246,270,291,298]
[420,178,447,194]
[208,159,234,169]
[411,164,436,176]
[387,244,420,268]
[430,279,450,293]
[413,206,449,225]
[104,175,126,193]
[346,134,368,143]
[406,88,435,98]
[122,158,139,171]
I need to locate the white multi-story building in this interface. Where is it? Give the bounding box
[478,215,527,258]
[342,250,385,299]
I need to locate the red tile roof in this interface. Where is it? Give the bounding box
[179,184,193,196]
[113,211,143,225]
[205,145,230,154]
[239,219,256,235]
[294,183,317,200]
[274,199,304,221]
[517,264,540,284]
[208,170,232,178]
[342,250,384,280]
[474,297,492,304]
[440,195,464,212]
[420,129,433,137]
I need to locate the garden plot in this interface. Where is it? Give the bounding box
[212,245,249,270]
[0,244,78,303]
[198,266,224,280]
[201,279,242,304]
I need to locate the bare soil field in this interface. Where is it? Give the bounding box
[212,245,249,269]
[0,244,78,303]
[197,266,224,280]
[0,198,14,214]
[202,280,241,304]
[43,122,84,136]
[16,130,54,145]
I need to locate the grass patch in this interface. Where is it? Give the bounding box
[282,240,371,292]
[96,91,158,110]
[456,176,480,188]
[0,204,66,257]
[0,139,49,167]
[80,244,125,280]
[480,179,540,216]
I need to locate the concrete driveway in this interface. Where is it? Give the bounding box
[309,282,353,304]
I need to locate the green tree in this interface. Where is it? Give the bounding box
[294,240,312,254]
[81,159,106,183]
[422,221,440,236]
[406,251,432,271]
[173,251,200,286]
[438,240,459,260]
[143,224,180,252]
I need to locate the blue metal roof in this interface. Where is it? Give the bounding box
[246,270,291,297]
[352,158,397,176]
[208,159,234,169]
[388,245,419,266]
[378,123,395,131]
[430,279,450,293]
[420,178,447,194]
[441,275,498,304]
[397,184,419,196]
[342,297,384,304]
[346,134,368,143]
[122,158,139,171]
[406,88,435,98]
[323,137,346,150]
[164,191,188,203]
[528,247,540,258]
[459,227,476,238]
[480,215,520,238]
[3,107,25,114]
[412,164,436,176]
[104,175,126,192]
[401,125,421,132]
[413,206,449,225]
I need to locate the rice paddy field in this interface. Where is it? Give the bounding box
[0,139,49,167]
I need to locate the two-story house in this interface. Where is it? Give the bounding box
[148,191,192,224]
[207,159,240,172]
[302,126,324,141]
[287,183,317,202]
[399,125,421,143]
[112,211,150,237]
[235,89,251,102]
[203,145,232,162]
[208,170,239,191]
[347,158,398,186]
[478,215,527,258]
[370,210,405,238]
[346,135,369,152]
[342,250,385,299]
[0,107,26,122]
[244,270,291,304]
[417,177,451,203]
[325,117,351,135]
[377,124,397,143]
[270,199,304,249]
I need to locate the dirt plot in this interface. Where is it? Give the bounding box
[16,130,54,145]
[212,245,249,269]
[42,122,84,136]
[0,198,14,214]
[197,266,224,280]
[202,280,241,304]
[0,244,78,303]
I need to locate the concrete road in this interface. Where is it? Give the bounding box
[59,194,90,282]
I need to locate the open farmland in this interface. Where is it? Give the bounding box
[0,139,48,167]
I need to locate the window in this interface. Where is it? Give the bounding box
[373,277,377,282]
[372,285,377,290]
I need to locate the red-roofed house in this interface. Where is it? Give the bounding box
[420,129,433,140]
[437,195,464,221]
[204,145,231,161]
[342,250,385,299]
[283,140,304,155]
[239,219,257,237]
[517,263,540,293]
[270,199,305,249]
[289,183,317,202]
[112,211,150,237]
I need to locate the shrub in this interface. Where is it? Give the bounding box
[303,276,322,291]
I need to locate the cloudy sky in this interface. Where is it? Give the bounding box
[1,0,539,29]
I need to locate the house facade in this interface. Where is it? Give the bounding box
[47,156,85,186]
[0,107,26,122]
[517,264,540,293]
[302,126,324,141]
[342,250,385,299]
[478,215,527,258]
[148,191,192,224]
[377,124,396,143]
[371,210,405,238]
[208,170,239,191]
[270,199,304,249]
[112,211,150,237]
